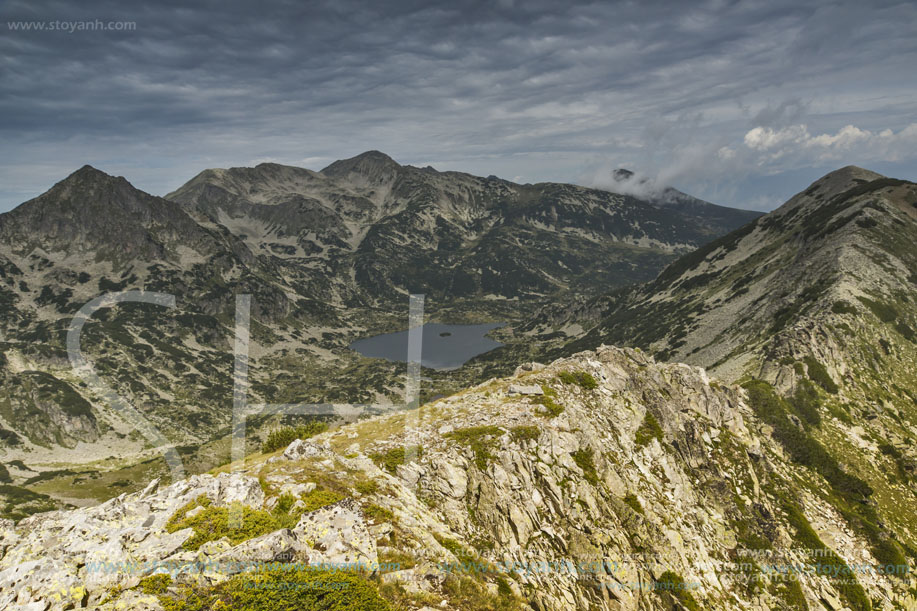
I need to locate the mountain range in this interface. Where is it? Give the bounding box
[0,151,759,456]
[1,155,915,610]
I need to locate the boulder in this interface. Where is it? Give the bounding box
[215,529,302,573]
[282,439,327,460]
[293,499,376,567]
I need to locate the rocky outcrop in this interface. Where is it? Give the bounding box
[1,347,914,610]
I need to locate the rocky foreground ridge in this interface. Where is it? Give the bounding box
[1,347,914,610]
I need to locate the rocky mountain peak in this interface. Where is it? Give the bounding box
[48,164,132,197]
[0,166,227,261]
[320,150,403,185]
[3,165,149,222]
[71,163,109,178]
[798,164,886,202]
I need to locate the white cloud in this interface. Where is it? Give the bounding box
[743,122,917,161]
[806,124,871,148]
[743,125,809,151]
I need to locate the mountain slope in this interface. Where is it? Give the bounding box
[0,167,299,454]
[1,347,913,610]
[557,166,917,379]
[525,166,917,599]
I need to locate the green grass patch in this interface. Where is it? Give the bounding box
[434,533,483,569]
[509,426,540,443]
[157,567,393,611]
[743,381,871,503]
[653,571,700,611]
[0,484,58,520]
[445,426,504,471]
[803,356,838,394]
[557,370,598,390]
[441,575,522,611]
[431,534,522,609]
[532,384,564,417]
[772,578,808,610]
[571,447,599,486]
[261,421,329,454]
[623,493,644,515]
[857,296,898,323]
[634,412,664,447]
[364,503,394,523]
[369,446,423,473]
[879,443,911,482]
[779,497,871,611]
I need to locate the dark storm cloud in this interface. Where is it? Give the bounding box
[2,0,916,211]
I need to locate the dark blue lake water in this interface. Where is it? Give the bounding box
[349,322,505,370]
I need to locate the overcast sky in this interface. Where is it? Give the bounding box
[2,0,916,212]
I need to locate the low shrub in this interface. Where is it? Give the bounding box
[370,446,422,473]
[634,412,663,447]
[557,370,598,390]
[623,493,644,515]
[262,421,328,454]
[803,356,838,394]
[445,426,503,471]
[364,503,394,523]
[572,448,599,486]
[166,496,283,551]
[354,480,378,495]
[166,488,343,551]
[789,379,822,426]
[157,567,393,611]
[532,385,564,417]
[831,301,858,315]
[895,321,916,342]
[299,488,344,513]
[139,574,172,595]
